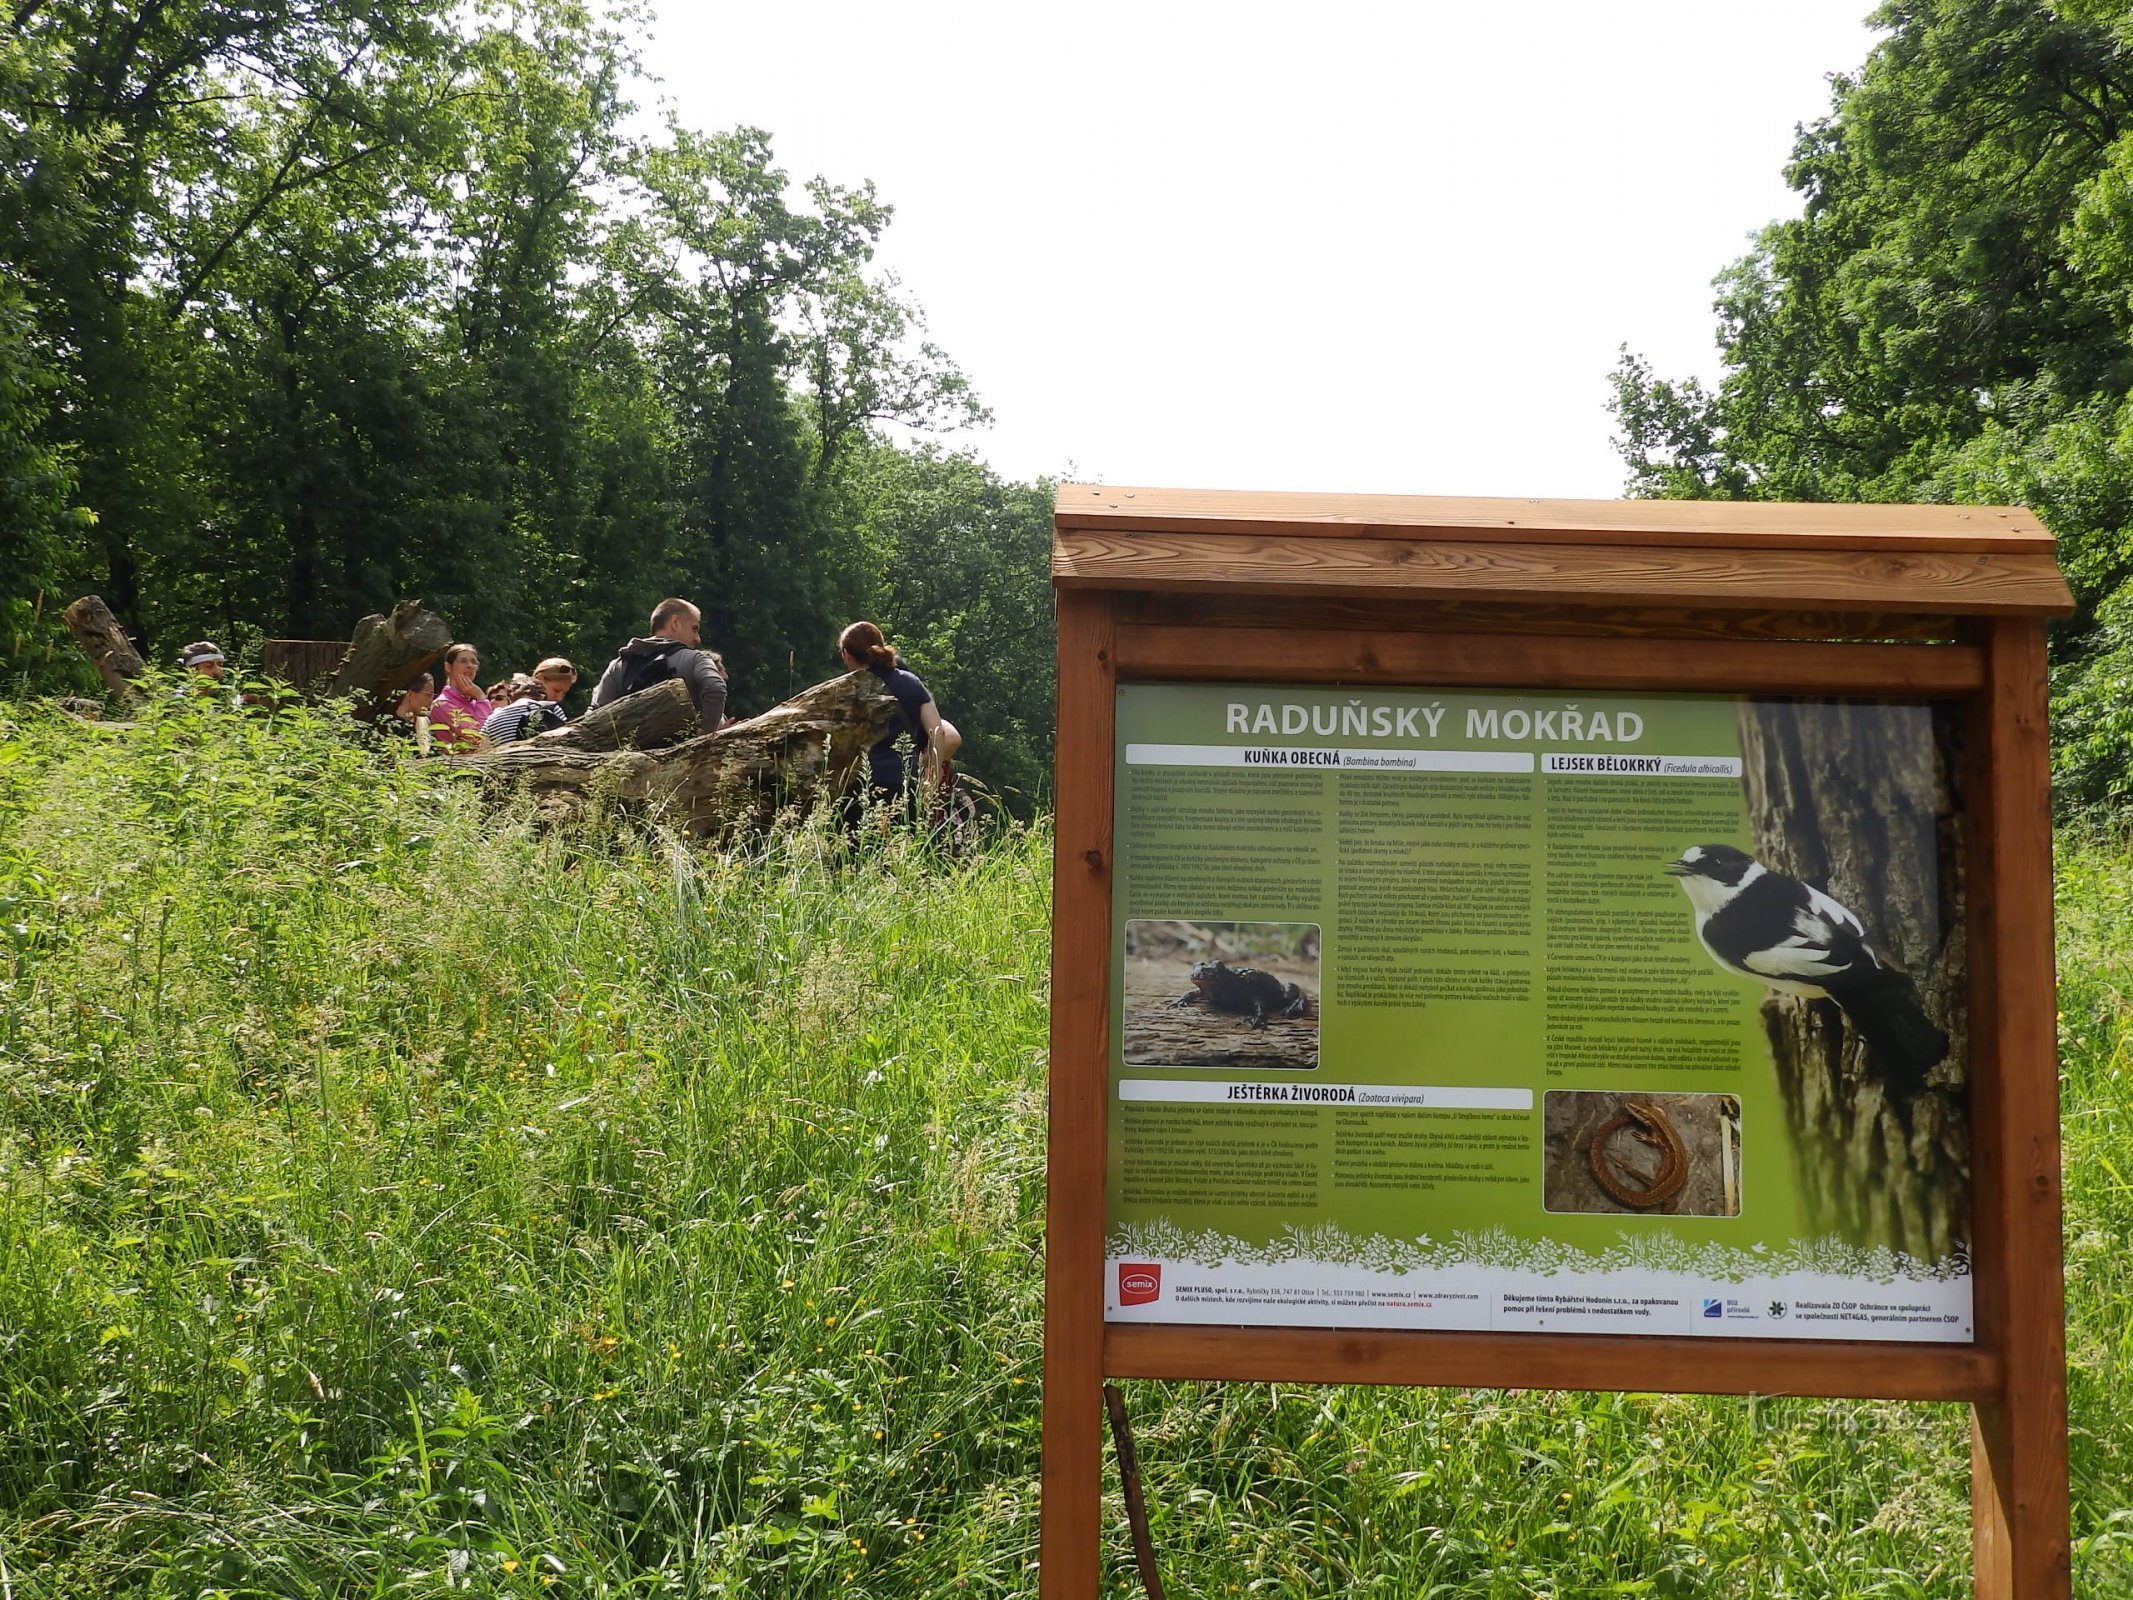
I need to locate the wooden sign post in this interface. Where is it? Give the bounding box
[1041,486,2073,1598]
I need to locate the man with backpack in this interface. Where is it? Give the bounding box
[588,598,729,736]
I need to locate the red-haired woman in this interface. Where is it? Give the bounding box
[838,621,959,810]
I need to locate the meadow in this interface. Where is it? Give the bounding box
[1,697,2129,1598]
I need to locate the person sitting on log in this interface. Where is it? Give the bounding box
[431,643,493,752]
[589,599,728,738]
[481,674,567,744]
[532,656,578,711]
[390,673,436,753]
[836,620,961,820]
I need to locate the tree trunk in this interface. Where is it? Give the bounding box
[535,679,696,753]
[660,671,897,837]
[61,595,148,708]
[324,601,452,715]
[1737,699,1968,1263]
[450,670,896,834]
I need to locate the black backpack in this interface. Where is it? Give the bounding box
[613,641,688,699]
[494,699,566,743]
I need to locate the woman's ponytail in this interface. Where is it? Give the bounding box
[839,620,898,670]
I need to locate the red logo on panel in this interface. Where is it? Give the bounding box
[1118,1264,1161,1306]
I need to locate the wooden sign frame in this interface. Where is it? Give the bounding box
[1041,485,2074,1598]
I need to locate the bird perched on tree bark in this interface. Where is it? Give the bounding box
[1666,843,1947,1095]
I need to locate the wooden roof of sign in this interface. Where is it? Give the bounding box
[1052,484,2075,616]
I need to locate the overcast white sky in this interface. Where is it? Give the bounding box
[644,2,1883,499]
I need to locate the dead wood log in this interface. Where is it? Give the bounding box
[1119,1003,1317,1070]
[449,670,897,834]
[61,596,147,707]
[325,601,452,713]
[534,678,696,753]
[660,671,898,837]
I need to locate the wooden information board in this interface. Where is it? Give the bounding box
[1041,485,2074,1598]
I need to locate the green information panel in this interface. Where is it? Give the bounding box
[1106,682,1972,1341]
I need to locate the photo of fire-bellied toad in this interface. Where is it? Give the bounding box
[1123,920,1319,1069]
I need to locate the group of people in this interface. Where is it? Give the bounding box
[170,598,958,812]
[389,650,581,753]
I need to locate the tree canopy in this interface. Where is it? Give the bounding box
[1,0,1052,807]
[1612,0,2133,811]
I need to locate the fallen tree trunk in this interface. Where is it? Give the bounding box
[61,596,147,707]
[450,670,896,833]
[535,678,696,753]
[325,601,451,713]
[660,672,898,837]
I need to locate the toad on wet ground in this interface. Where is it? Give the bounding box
[1164,959,1310,1030]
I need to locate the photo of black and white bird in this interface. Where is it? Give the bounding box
[1666,843,1948,1095]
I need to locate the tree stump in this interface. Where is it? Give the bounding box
[61,596,147,707]
[1737,698,1968,1262]
[325,601,452,714]
[263,639,355,693]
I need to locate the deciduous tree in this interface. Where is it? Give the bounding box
[1612,0,2133,809]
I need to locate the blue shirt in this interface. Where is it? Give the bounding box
[866,665,933,793]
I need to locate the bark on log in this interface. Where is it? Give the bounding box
[533,678,695,753]
[325,601,451,712]
[263,639,353,693]
[61,596,147,707]
[659,672,897,837]
[1737,699,1968,1263]
[449,670,897,834]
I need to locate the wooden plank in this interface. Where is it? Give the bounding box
[1040,589,1117,1600]
[1962,629,2010,1550]
[1113,624,1985,696]
[1056,483,2055,552]
[1105,1324,2001,1402]
[1054,532,2076,616]
[1119,592,1963,643]
[1968,619,2072,1599]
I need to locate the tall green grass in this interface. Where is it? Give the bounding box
[0,697,2128,1597]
